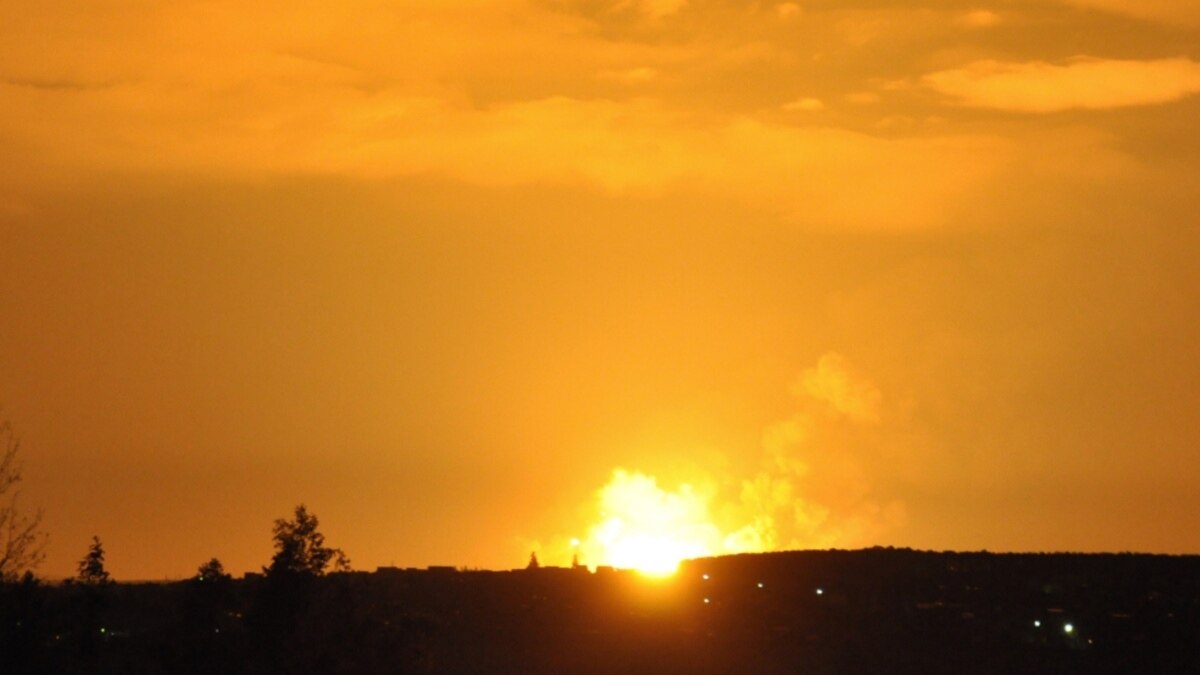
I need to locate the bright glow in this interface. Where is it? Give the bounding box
[816,588,824,595]
[582,470,734,577]
[570,538,580,547]
[702,573,710,580]
[703,597,711,604]
[1064,623,1074,634]
[757,582,765,588]
[1034,620,1041,628]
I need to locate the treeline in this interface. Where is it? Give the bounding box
[0,505,431,675]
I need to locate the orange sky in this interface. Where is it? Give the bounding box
[2,0,1199,579]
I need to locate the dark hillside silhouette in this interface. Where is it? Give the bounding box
[3,546,1199,674]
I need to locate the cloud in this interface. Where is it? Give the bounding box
[4,0,1181,235]
[596,66,659,84]
[782,97,825,112]
[958,9,1001,28]
[1056,0,1200,25]
[844,91,880,104]
[923,57,1200,112]
[592,0,687,20]
[2,77,113,92]
[5,0,1023,233]
[638,0,688,19]
[0,83,1009,230]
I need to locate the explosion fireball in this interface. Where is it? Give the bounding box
[581,470,732,577]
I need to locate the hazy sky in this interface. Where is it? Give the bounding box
[2,0,1199,579]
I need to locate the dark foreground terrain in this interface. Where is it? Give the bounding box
[3,548,1199,674]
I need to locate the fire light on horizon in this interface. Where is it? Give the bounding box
[579,469,749,577]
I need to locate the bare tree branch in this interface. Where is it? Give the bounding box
[0,417,47,582]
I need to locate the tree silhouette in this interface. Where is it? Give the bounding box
[251,505,349,672]
[527,551,540,570]
[77,535,110,585]
[196,557,231,583]
[265,504,349,578]
[0,418,46,582]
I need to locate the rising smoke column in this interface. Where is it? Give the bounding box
[731,352,908,551]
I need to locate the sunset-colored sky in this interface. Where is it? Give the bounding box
[2,0,1199,579]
